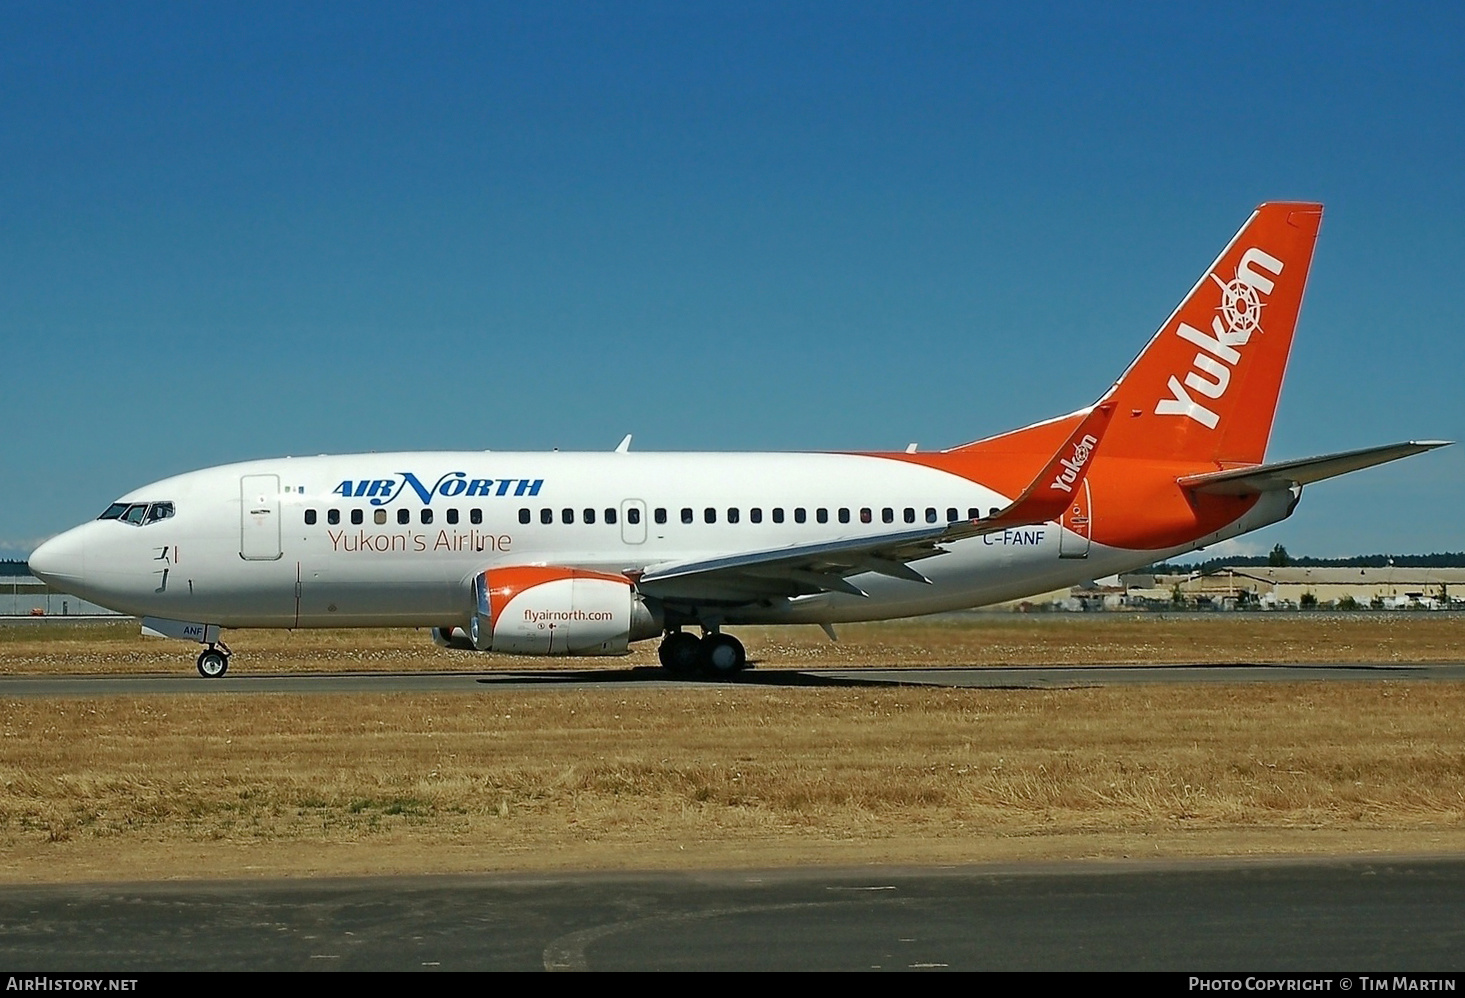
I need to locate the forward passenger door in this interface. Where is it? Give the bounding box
[240,475,282,561]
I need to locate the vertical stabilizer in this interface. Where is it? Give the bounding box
[1100,202,1323,465]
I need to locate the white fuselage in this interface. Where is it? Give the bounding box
[33,450,1291,633]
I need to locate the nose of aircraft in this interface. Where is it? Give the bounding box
[28,528,86,587]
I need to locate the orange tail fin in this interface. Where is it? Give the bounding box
[1100,201,1323,464]
[881,203,1324,501]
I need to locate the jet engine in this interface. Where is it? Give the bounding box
[432,566,662,656]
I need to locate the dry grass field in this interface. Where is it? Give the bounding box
[2,613,1463,883]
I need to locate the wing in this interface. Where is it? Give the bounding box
[1177,440,1451,496]
[636,523,954,602]
[635,403,1115,604]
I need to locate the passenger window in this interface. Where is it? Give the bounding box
[627,507,641,525]
[562,508,574,524]
[704,507,717,524]
[794,508,807,524]
[398,509,411,525]
[816,508,828,524]
[519,509,531,525]
[447,509,459,525]
[375,510,387,525]
[968,508,982,520]
[882,508,894,524]
[947,507,959,522]
[681,507,694,524]
[421,509,433,525]
[773,508,785,523]
[728,508,740,524]
[860,508,872,524]
[305,509,318,525]
[540,508,553,525]
[926,507,938,523]
[351,509,364,525]
[750,508,762,523]
[989,507,1000,518]
[605,508,618,525]
[328,509,340,525]
[838,508,850,524]
[585,508,597,524]
[654,508,666,525]
[904,508,916,523]
[472,509,483,525]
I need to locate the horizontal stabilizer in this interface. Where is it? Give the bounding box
[1177,441,1452,496]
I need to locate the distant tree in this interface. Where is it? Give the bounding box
[1337,595,1360,611]
[1268,544,1290,567]
[1139,552,1465,576]
[1300,591,1318,609]
[1171,584,1186,607]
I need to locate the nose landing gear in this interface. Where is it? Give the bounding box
[196,642,231,678]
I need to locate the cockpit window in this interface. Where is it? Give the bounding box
[104,501,175,526]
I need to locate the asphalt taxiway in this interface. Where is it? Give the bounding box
[2,858,1464,971]
[3,662,1465,696]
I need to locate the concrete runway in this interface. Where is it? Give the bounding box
[2,858,1465,971]
[4,661,1465,696]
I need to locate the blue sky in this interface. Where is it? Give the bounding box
[3,1,1462,560]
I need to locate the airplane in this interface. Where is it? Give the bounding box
[27,201,1450,678]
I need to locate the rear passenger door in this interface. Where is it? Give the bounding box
[1058,480,1092,559]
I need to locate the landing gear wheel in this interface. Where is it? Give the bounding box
[658,632,703,677]
[699,633,747,678]
[196,647,229,678]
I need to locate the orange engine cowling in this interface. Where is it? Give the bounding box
[433,566,662,656]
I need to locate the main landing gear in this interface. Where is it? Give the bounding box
[196,642,232,678]
[657,629,747,679]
